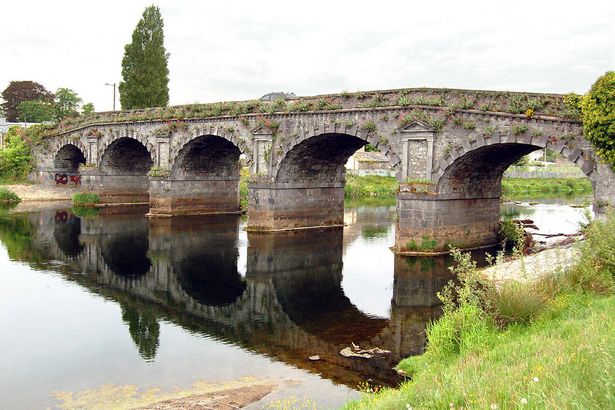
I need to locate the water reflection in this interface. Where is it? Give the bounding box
[120,303,160,361]
[1,205,451,388]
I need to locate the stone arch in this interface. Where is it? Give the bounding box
[168,126,250,171]
[171,134,242,180]
[97,129,156,167]
[100,137,155,175]
[51,136,88,167]
[432,132,596,198]
[54,143,86,173]
[274,127,401,183]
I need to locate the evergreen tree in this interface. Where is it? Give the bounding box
[119,5,170,109]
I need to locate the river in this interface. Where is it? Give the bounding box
[0,196,591,409]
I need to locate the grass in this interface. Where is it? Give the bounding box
[0,187,21,204]
[344,174,398,199]
[344,175,591,201]
[72,192,100,206]
[345,211,615,410]
[502,177,592,195]
[240,167,249,211]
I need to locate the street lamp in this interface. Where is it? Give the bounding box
[105,82,116,111]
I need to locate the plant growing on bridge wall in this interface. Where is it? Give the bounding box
[580,71,615,170]
[119,5,170,109]
[563,93,582,119]
[147,167,171,177]
[512,124,529,136]
[361,121,377,134]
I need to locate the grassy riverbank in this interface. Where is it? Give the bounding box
[501,177,592,196]
[345,212,615,409]
[344,174,398,199]
[343,175,592,199]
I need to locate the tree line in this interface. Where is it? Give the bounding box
[1,81,94,123]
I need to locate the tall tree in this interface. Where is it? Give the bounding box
[119,5,170,109]
[1,81,53,122]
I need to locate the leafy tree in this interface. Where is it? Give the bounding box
[119,5,170,109]
[1,81,53,122]
[580,72,615,170]
[54,88,82,120]
[81,102,95,115]
[17,100,55,122]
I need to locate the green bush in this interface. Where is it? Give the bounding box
[498,218,525,250]
[0,188,21,204]
[72,192,100,206]
[0,126,33,181]
[580,71,615,170]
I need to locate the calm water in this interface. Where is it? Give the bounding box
[0,197,590,409]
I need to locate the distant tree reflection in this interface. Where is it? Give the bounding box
[120,304,160,361]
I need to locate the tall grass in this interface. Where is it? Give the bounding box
[502,177,592,195]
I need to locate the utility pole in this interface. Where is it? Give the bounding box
[105,82,116,111]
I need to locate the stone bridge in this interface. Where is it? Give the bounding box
[34,87,615,252]
[8,207,451,386]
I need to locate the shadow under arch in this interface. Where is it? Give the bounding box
[164,214,246,307]
[100,137,153,175]
[53,212,84,258]
[150,135,243,215]
[100,216,151,278]
[275,133,369,183]
[54,144,86,173]
[172,135,241,180]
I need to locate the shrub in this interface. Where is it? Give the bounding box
[72,192,100,206]
[0,188,21,204]
[580,71,615,171]
[498,218,525,250]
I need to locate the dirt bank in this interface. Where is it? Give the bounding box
[3,184,75,202]
[52,377,277,410]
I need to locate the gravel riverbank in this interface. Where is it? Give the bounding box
[3,184,76,202]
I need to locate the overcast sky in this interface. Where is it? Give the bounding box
[1,0,613,112]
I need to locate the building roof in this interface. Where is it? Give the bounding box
[354,151,389,163]
[259,92,297,101]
